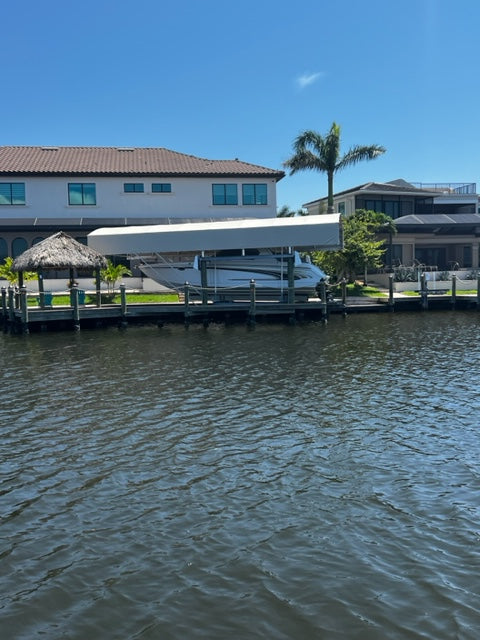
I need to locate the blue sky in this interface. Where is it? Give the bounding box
[2,0,479,210]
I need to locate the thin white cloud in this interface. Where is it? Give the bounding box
[296,71,324,89]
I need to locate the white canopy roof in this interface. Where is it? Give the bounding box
[87,214,342,255]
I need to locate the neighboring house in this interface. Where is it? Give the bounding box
[0,146,284,260]
[304,179,480,270]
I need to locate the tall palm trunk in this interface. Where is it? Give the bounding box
[327,171,335,213]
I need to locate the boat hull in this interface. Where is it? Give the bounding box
[139,254,326,301]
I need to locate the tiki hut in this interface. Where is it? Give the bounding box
[12,231,108,300]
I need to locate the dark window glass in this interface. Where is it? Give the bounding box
[0,183,25,205]
[124,183,144,193]
[152,183,172,193]
[384,201,399,218]
[212,184,238,205]
[68,183,96,205]
[242,184,267,205]
[242,184,255,205]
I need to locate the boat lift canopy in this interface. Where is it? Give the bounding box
[87,214,342,255]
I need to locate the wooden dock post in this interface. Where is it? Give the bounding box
[8,286,15,326]
[199,257,209,306]
[120,283,127,313]
[71,284,80,330]
[341,280,347,315]
[248,279,256,326]
[388,274,395,310]
[451,274,457,309]
[119,283,128,327]
[184,281,191,327]
[318,280,328,321]
[1,287,7,331]
[420,273,428,310]
[287,255,295,305]
[477,275,480,310]
[19,286,29,333]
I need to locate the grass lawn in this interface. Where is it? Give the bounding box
[335,283,387,298]
[28,292,180,306]
[401,289,477,296]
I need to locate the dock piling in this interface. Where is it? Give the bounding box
[451,274,457,309]
[318,280,328,321]
[248,279,256,326]
[20,286,29,333]
[184,281,191,327]
[287,255,295,305]
[1,287,7,331]
[119,283,128,328]
[8,287,15,326]
[388,274,394,310]
[420,273,428,310]
[71,284,80,330]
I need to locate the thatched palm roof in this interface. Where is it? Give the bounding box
[12,231,108,272]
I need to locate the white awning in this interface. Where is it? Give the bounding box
[87,214,342,254]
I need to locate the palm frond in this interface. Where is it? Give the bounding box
[336,145,386,171]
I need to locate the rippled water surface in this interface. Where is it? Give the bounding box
[1,312,480,639]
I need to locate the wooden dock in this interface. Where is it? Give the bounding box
[1,282,479,333]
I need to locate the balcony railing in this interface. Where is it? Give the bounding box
[412,182,477,195]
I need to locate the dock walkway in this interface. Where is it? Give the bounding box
[2,282,479,333]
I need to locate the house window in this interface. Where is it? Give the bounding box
[338,202,346,214]
[365,199,400,218]
[212,184,238,205]
[12,237,28,258]
[152,183,172,193]
[0,238,7,260]
[242,184,267,205]
[0,183,25,205]
[124,183,144,193]
[68,183,96,205]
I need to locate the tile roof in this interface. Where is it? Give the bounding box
[0,146,285,179]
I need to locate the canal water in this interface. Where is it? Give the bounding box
[1,312,479,639]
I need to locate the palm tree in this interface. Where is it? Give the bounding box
[100,260,132,294]
[284,122,386,213]
[0,256,36,286]
[277,205,308,217]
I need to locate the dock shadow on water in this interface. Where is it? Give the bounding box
[1,312,479,639]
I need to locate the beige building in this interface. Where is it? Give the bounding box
[304,179,480,270]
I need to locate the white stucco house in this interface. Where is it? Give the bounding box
[0,146,284,260]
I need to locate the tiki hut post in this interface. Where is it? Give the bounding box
[38,268,45,308]
[95,268,102,307]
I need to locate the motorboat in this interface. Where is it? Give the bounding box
[88,214,341,300]
[137,249,328,300]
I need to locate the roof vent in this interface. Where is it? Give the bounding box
[117,147,134,152]
[41,146,59,151]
